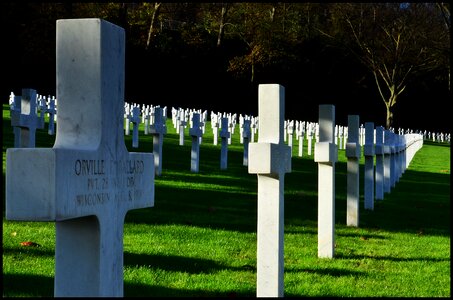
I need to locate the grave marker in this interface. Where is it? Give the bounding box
[249,84,291,297]
[47,96,57,135]
[307,123,313,155]
[383,130,393,193]
[345,115,361,227]
[375,126,385,200]
[220,117,230,170]
[189,113,202,172]
[364,122,375,210]
[212,113,220,145]
[124,103,131,135]
[6,19,154,297]
[242,119,251,166]
[314,105,337,258]
[10,88,44,148]
[297,121,305,157]
[130,105,141,148]
[149,106,167,176]
[9,92,22,147]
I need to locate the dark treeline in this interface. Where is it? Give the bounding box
[1,3,450,132]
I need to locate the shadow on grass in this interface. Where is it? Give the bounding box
[2,245,55,257]
[2,273,54,297]
[124,281,254,297]
[336,253,450,262]
[285,266,365,278]
[124,252,255,274]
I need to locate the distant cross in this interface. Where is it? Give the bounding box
[211,113,220,145]
[345,115,361,227]
[38,95,47,129]
[219,117,230,170]
[149,106,167,176]
[189,113,202,172]
[297,121,305,157]
[248,84,291,297]
[124,103,131,135]
[242,119,251,166]
[47,96,57,135]
[6,19,154,297]
[375,126,385,200]
[364,122,375,210]
[130,105,141,148]
[383,130,393,194]
[10,88,44,148]
[287,120,294,155]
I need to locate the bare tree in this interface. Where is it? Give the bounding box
[329,3,449,128]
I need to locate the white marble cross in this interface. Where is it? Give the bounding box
[10,88,44,148]
[248,84,291,297]
[219,117,230,170]
[242,119,251,166]
[314,105,338,258]
[189,113,202,172]
[364,122,375,210]
[130,105,141,148]
[47,96,57,135]
[124,103,131,135]
[375,126,385,200]
[149,106,167,176]
[345,115,361,227]
[6,19,154,297]
[383,130,393,194]
[211,112,220,145]
[297,121,305,157]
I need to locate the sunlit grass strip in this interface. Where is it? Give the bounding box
[156,179,254,193]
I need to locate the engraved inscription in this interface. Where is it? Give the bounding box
[74,159,145,207]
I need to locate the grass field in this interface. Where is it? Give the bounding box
[2,104,450,297]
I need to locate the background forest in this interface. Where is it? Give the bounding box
[0,3,450,132]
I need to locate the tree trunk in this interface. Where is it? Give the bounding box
[385,92,397,129]
[385,103,393,129]
[146,2,161,50]
[217,4,228,47]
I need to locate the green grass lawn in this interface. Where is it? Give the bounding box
[2,104,450,297]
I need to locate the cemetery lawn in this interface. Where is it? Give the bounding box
[2,104,450,297]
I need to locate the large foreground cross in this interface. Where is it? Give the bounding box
[249,84,291,297]
[6,19,154,297]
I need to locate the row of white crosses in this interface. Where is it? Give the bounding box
[248,87,425,296]
[9,90,57,147]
